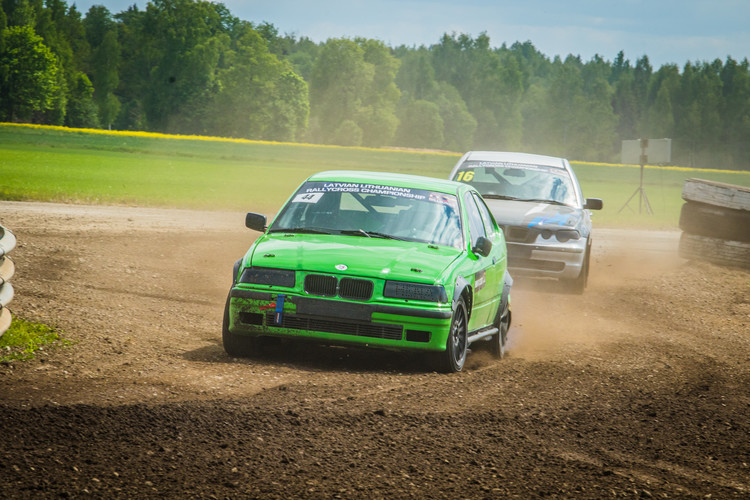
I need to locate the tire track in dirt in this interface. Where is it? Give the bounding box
[1,201,748,498]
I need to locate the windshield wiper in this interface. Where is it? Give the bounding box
[340,229,371,238]
[367,231,410,241]
[269,227,334,234]
[340,229,409,241]
[517,198,571,206]
[482,194,522,201]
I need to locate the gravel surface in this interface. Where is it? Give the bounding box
[1,201,748,498]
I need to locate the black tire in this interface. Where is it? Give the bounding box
[435,298,469,373]
[222,293,257,357]
[563,240,590,294]
[489,301,510,359]
[679,233,750,270]
[679,202,750,242]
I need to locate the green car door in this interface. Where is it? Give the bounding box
[458,190,507,330]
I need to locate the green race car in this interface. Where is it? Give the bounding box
[223,171,512,372]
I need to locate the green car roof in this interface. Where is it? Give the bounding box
[307,170,466,194]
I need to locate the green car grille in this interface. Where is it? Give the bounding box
[304,274,374,301]
[339,277,374,300]
[263,311,402,340]
[304,274,337,296]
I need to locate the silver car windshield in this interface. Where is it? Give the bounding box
[454,160,578,207]
[270,181,464,249]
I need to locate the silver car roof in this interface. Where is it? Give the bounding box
[458,151,567,169]
[449,150,583,207]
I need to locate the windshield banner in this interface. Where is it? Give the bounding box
[294,182,455,208]
[463,160,557,174]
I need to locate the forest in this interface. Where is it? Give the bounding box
[1,0,749,169]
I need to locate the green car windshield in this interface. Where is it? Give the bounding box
[270,181,464,249]
[454,160,578,207]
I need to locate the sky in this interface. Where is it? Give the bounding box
[69,0,750,68]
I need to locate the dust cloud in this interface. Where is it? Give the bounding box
[506,228,683,361]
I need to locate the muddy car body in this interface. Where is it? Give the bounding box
[223,171,512,372]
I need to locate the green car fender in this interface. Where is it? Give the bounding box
[232,258,242,284]
[452,275,473,320]
[500,270,512,313]
[451,270,511,323]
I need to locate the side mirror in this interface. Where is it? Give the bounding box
[245,212,267,232]
[584,198,603,210]
[472,235,493,257]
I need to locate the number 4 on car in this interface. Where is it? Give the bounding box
[223,171,512,372]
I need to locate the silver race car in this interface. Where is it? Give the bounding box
[449,151,603,293]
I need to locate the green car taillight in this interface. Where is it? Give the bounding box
[238,267,295,287]
[383,281,448,303]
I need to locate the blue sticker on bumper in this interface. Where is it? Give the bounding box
[274,295,286,325]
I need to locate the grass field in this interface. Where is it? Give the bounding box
[0,317,66,362]
[2,123,749,228]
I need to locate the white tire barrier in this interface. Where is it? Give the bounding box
[0,224,17,338]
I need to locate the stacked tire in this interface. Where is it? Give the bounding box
[678,178,750,269]
[0,224,16,337]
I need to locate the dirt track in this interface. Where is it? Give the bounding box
[1,201,748,498]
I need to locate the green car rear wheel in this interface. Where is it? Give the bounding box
[490,302,510,359]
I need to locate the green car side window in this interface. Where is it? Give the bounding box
[472,192,497,238]
[463,191,486,248]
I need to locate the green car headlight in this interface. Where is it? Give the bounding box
[239,267,295,287]
[384,281,448,303]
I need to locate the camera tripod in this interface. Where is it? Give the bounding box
[618,163,653,215]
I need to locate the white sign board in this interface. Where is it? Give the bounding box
[621,138,672,165]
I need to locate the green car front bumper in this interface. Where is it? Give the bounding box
[227,288,454,352]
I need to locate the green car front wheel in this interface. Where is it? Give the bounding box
[436,298,468,373]
[222,295,256,357]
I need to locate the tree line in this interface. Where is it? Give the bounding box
[1,0,749,169]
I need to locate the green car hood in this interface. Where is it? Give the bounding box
[248,233,462,284]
